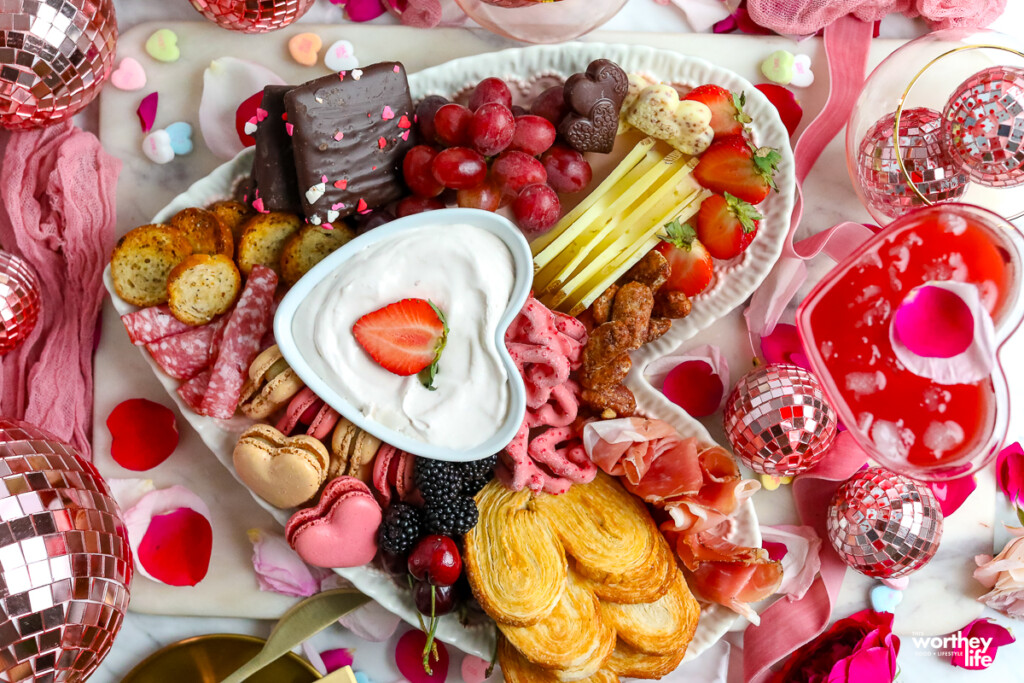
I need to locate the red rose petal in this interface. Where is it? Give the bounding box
[138,507,213,586]
[395,630,449,683]
[107,398,179,471]
[235,91,265,148]
[137,92,159,133]
[763,540,788,562]
[321,647,354,672]
[755,83,803,137]
[663,360,724,417]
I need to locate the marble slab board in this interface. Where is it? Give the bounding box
[94,21,1008,634]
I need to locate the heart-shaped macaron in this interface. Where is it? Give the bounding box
[165,122,194,156]
[286,476,382,568]
[324,39,359,72]
[233,424,330,508]
[870,585,904,614]
[289,32,323,67]
[146,28,180,63]
[111,57,147,90]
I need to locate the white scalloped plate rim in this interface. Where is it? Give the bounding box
[101,42,782,667]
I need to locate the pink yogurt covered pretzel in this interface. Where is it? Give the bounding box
[498,297,595,495]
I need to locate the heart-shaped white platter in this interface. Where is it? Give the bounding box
[102,42,788,664]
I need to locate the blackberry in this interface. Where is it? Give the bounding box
[454,454,498,496]
[378,503,424,555]
[415,457,462,502]
[425,496,479,536]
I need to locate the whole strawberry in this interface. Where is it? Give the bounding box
[693,135,781,205]
[654,218,714,297]
[684,85,751,138]
[695,192,762,260]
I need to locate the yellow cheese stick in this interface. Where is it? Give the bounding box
[544,160,696,305]
[555,189,710,315]
[538,150,685,294]
[533,147,665,289]
[531,137,655,263]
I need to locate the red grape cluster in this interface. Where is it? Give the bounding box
[399,77,593,235]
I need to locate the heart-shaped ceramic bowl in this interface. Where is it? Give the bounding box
[274,208,531,462]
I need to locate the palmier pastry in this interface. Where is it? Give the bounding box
[498,638,620,683]
[598,569,700,655]
[465,484,567,627]
[606,639,687,679]
[500,570,615,679]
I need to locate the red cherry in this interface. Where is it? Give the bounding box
[407,534,462,587]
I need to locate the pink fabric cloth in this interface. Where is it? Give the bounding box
[746,0,1003,34]
[743,432,869,682]
[0,121,120,459]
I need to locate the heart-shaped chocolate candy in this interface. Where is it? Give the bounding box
[559,99,619,154]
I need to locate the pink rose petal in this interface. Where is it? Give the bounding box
[894,285,974,358]
[338,599,401,641]
[137,92,159,133]
[996,442,1024,505]
[121,485,212,586]
[760,323,810,370]
[200,57,286,160]
[346,0,387,21]
[461,655,493,683]
[396,630,448,683]
[247,528,325,597]
[889,281,996,385]
[760,524,821,601]
[644,344,729,417]
[321,648,355,672]
[950,618,1015,669]
[929,475,977,517]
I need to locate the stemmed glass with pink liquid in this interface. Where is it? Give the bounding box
[797,204,1024,481]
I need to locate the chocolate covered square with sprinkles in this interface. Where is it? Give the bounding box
[284,62,417,226]
[252,85,301,214]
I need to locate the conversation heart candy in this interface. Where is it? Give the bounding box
[111,57,147,90]
[870,584,904,614]
[146,28,180,63]
[791,54,815,87]
[143,129,175,164]
[289,32,322,66]
[761,49,795,85]
[324,39,359,72]
[165,122,194,156]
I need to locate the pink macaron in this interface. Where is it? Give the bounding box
[277,387,340,439]
[285,476,381,568]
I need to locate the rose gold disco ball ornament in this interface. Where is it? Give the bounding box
[856,107,970,219]
[0,418,131,681]
[0,254,41,356]
[940,66,1024,188]
[827,466,943,579]
[723,363,838,477]
[189,0,316,33]
[0,0,118,130]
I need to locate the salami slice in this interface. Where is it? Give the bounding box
[146,318,227,381]
[121,305,192,345]
[178,370,211,415]
[201,266,278,419]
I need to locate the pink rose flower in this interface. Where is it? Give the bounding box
[916,0,1006,29]
[773,609,899,683]
[949,618,1015,670]
[974,526,1024,618]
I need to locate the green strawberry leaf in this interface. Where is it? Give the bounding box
[419,300,448,391]
[733,91,753,128]
[724,192,763,233]
[753,146,782,192]
[658,217,698,252]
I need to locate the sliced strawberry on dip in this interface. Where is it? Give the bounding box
[695,192,762,260]
[684,85,751,138]
[654,219,715,297]
[693,135,781,205]
[353,298,448,389]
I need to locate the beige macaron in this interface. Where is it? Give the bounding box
[239,345,305,419]
[233,424,330,509]
[329,418,382,483]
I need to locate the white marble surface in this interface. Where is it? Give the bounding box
[81,0,1024,681]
